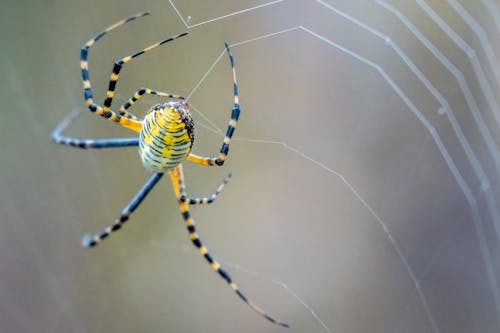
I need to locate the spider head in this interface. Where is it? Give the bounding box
[154,100,194,143]
[145,100,193,129]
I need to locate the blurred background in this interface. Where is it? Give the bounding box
[1,0,499,332]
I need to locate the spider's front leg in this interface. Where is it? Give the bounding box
[187,43,240,167]
[118,87,185,120]
[79,11,187,132]
[100,31,187,116]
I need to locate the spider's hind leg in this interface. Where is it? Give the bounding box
[82,172,164,247]
[180,173,232,205]
[169,165,288,327]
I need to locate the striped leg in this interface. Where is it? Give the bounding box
[169,165,288,327]
[101,32,188,117]
[119,87,185,120]
[186,43,240,167]
[82,173,164,247]
[52,108,139,149]
[80,12,150,133]
[180,173,232,205]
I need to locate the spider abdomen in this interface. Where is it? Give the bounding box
[139,102,194,172]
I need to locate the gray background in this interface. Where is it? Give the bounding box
[1,0,499,332]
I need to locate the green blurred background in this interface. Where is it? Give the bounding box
[1,0,500,332]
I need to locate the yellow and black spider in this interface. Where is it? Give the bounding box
[52,12,288,328]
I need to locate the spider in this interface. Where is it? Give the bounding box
[52,12,288,328]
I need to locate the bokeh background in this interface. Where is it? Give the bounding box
[1,0,499,332]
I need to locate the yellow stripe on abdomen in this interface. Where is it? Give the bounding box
[139,102,194,172]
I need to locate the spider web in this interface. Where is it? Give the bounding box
[1,1,500,333]
[161,1,500,332]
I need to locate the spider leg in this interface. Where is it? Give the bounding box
[101,32,187,116]
[181,173,232,205]
[187,43,240,167]
[80,12,150,132]
[52,108,139,149]
[118,87,185,120]
[82,172,164,247]
[79,12,187,133]
[169,165,288,327]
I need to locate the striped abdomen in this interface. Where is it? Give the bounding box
[139,102,194,172]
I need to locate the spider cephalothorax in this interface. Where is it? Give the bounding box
[139,101,195,172]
